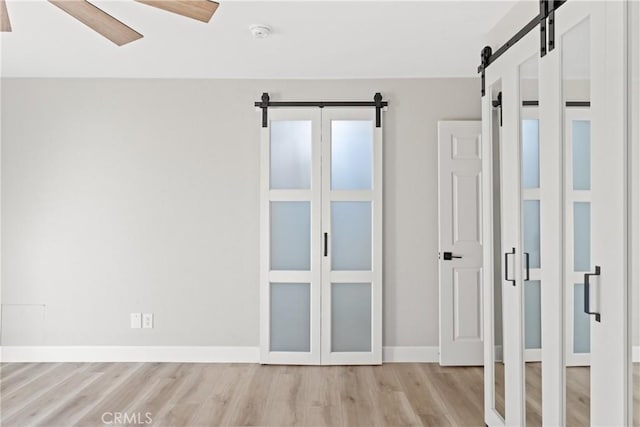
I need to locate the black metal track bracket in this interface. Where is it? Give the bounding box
[548,8,556,52]
[254,93,389,128]
[480,46,492,97]
[549,0,566,52]
[540,0,548,57]
[257,92,270,128]
[477,0,567,96]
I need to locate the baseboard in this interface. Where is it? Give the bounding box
[13,345,637,364]
[382,346,439,363]
[1,345,440,364]
[0,346,260,363]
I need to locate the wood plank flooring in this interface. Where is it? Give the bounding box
[1,362,638,426]
[1,363,482,426]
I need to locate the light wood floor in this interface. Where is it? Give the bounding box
[2,363,484,427]
[494,363,590,427]
[1,362,639,426]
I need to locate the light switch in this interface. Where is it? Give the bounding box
[142,313,153,329]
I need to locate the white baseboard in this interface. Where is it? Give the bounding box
[1,345,440,364]
[8,345,636,364]
[0,346,260,363]
[382,346,439,363]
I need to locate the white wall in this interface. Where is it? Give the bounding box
[485,0,537,53]
[1,78,480,348]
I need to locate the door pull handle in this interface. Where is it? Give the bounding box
[324,233,328,257]
[505,248,516,286]
[524,252,530,281]
[584,266,601,322]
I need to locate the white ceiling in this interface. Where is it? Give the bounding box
[0,0,516,79]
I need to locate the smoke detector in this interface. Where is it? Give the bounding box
[250,25,272,39]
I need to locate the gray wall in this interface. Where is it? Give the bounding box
[1,78,480,347]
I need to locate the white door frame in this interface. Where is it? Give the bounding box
[628,1,640,423]
[538,15,565,426]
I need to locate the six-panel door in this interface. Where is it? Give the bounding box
[438,121,484,367]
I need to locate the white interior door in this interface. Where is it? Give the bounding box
[321,108,382,365]
[483,28,540,427]
[438,120,484,366]
[261,107,383,366]
[561,2,628,424]
[540,1,629,424]
[260,109,322,365]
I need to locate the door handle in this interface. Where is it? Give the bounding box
[442,252,463,261]
[524,252,530,281]
[505,248,516,286]
[584,266,601,322]
[324,233,328,257]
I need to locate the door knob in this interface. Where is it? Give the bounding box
[442,252,463,261]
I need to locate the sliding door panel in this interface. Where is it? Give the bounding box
[260,109,322,365]
[321,108,382,365]
[541,1,629,424]
[482,28,540,427]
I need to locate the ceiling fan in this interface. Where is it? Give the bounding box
[0,0,219,46]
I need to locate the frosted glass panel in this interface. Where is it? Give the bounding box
[270,121,312,190]
[270,202,310,271]
[270,283,310,352]
[523,200,541,269]
[331,283,372,352]
[331,121,373,190]
[573,283,591,353]
[524,281,541,349]
[522,119,540,189]
[574,202,591,272]
[331,202,372,271]
[572,120,591,191]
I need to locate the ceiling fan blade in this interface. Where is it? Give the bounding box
[1,0,11,32]
[49,0,143,46]
[135,0,219,23]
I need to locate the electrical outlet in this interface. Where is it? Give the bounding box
[130,313,142,329]
[142,313,153,329]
